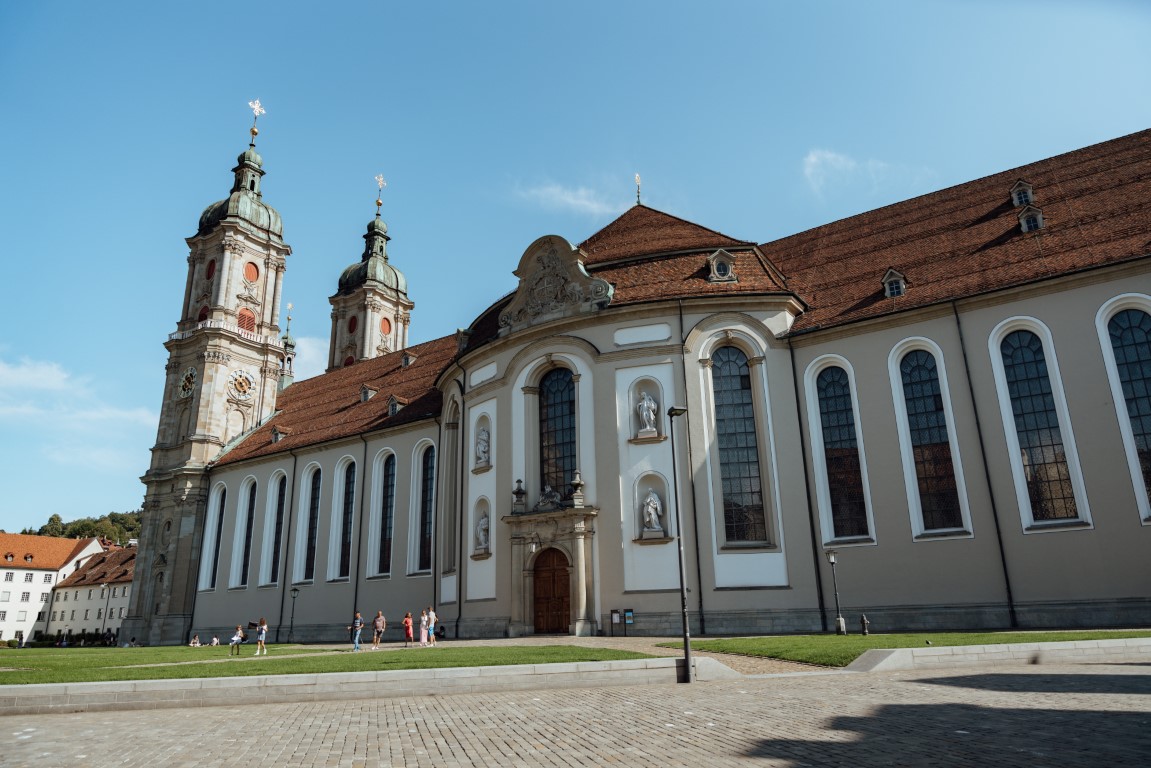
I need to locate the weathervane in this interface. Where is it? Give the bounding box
[285,302,293,333]
[248,99,265,146]
[374,173,386,217]
[635,173,642,205]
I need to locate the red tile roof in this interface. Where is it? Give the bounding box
[762,129,1151,334]
[213,335,458,467]
[0,533,101,571]
[579,204,752,265]
[57,547,136,588]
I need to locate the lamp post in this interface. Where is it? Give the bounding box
[666,405,693,683]
[288,587,300,643]
[825,550,846,635]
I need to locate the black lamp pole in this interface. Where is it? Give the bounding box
[289,587,300,643]
[667,406,693,683]
[826,550,846,635]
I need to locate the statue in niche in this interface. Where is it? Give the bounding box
[474,510,489,551]
[641,488,664,533]
[636,391,658,438]
[475,425,490,467]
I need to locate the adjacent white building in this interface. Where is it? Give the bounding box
[0,533,105,645]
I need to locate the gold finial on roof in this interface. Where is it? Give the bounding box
[374,174,386,217]
[248,99,266,146]
[635,173,642,205]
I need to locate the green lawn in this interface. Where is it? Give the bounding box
[682,629,1151,668]
[0,644,652,685]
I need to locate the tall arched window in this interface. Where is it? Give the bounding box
[304,469,322,581]
[418,448,436,572]
[269,475,287,584]
[338,462,356,579]
[208,488,226,589]
[817,366,869,538]
[378,455,396,574]
[1107,308,1151,510]
[899,350,962,531]
[539,368,576,501]
[1000,330,1077,521]
[239,481,256,586]
[710,346,767,543]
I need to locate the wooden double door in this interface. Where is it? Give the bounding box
[533,548,571,634]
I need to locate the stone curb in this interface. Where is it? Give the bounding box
[847,637,1151,672]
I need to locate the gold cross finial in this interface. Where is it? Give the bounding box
[374,174,386,216]
[247,99,265,145]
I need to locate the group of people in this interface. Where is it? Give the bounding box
[188,634,221,647]
[350,607,441,650]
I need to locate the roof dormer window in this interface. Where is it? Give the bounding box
[1018,205,1044,233]
[1011,180,1034,207]
[882,268,907,298]
[361,385,377,403]
[707,249,738,283]
[388,396,401,417]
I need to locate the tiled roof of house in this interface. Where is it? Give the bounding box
[762,128,1151,334]
[213,335,458,467]
[0,533,100,571]
[579,204,751,265]
[57,547,136,588]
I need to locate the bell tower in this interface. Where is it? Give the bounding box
[328,175,414,370]
[123,101,291,645]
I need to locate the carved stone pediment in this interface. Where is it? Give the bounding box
[498,235,612,333]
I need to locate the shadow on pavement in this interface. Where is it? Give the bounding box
[917,672,1151,696]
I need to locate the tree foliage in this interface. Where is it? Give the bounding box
[21,511,141,543]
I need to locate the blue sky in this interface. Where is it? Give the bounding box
[1,1,1149,534]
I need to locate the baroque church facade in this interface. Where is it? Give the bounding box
[123,125,1151,645]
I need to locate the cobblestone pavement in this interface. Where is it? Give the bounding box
[5,660,1150,767]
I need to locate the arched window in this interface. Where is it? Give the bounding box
[268,475,286,584]
[817,366,869,538]
[899,350,962,531]
[237,308,256,332]
[239,481,256,586]
[378,454,396,574]
[1107,308,1151,511]
[337,462,356,579]
[197,305,210,322]
[207,487,226,589]
[304,469,321,581]
[710,346,767,543]
[418,447,436,572]
[1000,330,1077,521]
[539,368,575,502]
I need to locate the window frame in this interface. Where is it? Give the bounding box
[328,457,357,581]
[198,483,228,590]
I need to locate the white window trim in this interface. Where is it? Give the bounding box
[327,456,357,581]
[228,476,258,588]
[292,463,323,584]
[259,470,289,585]
[367,449,398,577]
[408,439,437,575]
[198,482,228,590]
[1095,293,1151,524]
[803,354,877,547]
[887,337,973,540]
[988,316,1091,532]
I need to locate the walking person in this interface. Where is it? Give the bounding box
[348,611,365,652]
[229,625,245,656]
[418,609,429,647]
[427,606,438,647]
[402,611,414,648]
[255,617,269,656]
[371,610,386,650]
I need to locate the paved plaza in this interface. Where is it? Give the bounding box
[4,655,1150,767]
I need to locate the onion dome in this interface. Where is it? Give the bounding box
[336,214,408,296]
[196,135,282,237]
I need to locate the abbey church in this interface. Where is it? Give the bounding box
[122,123,1151,645]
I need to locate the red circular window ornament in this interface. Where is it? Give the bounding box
[205,259,216,280]
[380,317,392,335]
[348,316,358,334]
[197,306,210,322]
[244,262,259,282]
[344,356,356,367]
[238,308,256,332]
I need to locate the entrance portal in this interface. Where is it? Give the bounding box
[532,547,571,634]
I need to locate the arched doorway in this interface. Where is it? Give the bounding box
[533,548,570,634]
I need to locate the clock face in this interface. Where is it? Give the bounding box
[229,369,256,400]
[178,367,197,398]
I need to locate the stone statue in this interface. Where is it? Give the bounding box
[641,488,663,532]
[475,425,490,466]
[637,391,658,436]
[475,510,489,550]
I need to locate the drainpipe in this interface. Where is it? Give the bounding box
[352,434,369,622]
[952,301,1017,628]
[453,376,467,640]
[274,450,299,643]
[789,338,828,632]
[677,300,706,635]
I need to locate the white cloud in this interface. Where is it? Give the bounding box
[292,336,328,381]
[803,149,858,195]
[803,149,937,201]
[0,357,76,393]
[516,182,622,217]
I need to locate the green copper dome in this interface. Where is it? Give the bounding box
[196,145,282,237]
[336,215,407,296]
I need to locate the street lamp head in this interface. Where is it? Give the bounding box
[667,406,688,418]
[825,549,837,565]
[290,587,300,599]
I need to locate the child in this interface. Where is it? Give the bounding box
[255,618,268,656]
[419,609,429,647]
[402,612,413,648]
[229,625,245,656]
